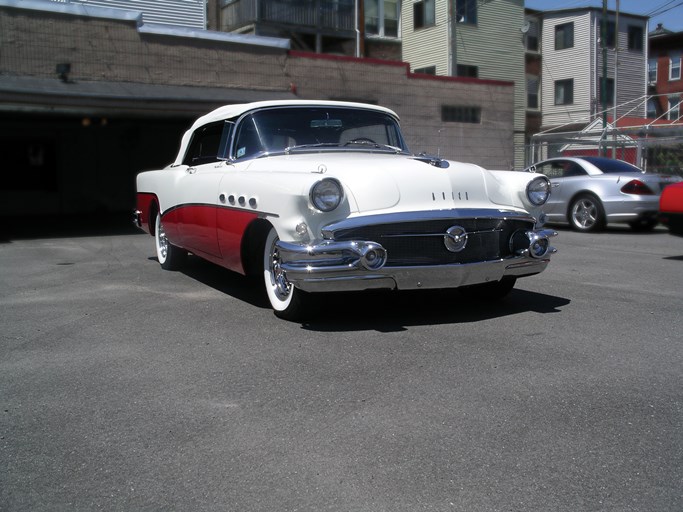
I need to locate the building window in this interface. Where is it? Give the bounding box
[668,96,680,120]
[366,0,399,38]
[456,64,478,78]
[648,58,658,84]
[456,0,477,24]
[414,65,436,75]
[554,79,574,105]
[627,25,643,51]
[555,22,574,50]
[647,99,658,118]
[670,53,681,80]
[527,75,539,109]
[441,105,481,123]
[413,0,435,30]
[526,20,539,52]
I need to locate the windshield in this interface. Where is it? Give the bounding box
[232,106,409,160]
[582,157,644,174]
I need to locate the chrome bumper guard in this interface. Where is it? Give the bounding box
[276,229,557,293]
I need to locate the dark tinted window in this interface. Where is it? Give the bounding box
[183,121,227,165]
[582,157,643,173]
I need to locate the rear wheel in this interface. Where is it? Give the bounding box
[569,194,605,232]
[262,227,308,321]
[155,212,186,270]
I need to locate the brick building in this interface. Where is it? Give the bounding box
[0,0,515,216]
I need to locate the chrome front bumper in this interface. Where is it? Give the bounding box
[276,229,558,293]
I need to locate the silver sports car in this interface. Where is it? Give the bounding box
[525,157,680,232]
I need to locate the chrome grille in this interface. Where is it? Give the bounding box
[330,218,534,267]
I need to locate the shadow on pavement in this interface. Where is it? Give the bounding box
[1,212,141,242]
[173,255,571,330]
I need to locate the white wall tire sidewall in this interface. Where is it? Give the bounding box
[155,213,168,266]
[263,228,294,312]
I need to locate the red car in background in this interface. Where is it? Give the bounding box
[660,182,683,237]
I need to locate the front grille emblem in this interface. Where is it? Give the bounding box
[444,225,468,252]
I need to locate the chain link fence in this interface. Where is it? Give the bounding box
[521,129,683,178]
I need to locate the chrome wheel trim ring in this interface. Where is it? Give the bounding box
[155,215,169,262]
[572,199,597,229]
[269,243,291,301]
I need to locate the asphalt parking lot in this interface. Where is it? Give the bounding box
[1,219,682,511]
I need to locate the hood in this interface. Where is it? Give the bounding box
[243,152,497,214]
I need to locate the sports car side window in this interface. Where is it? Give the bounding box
[537,163,563,178]
[182,121,226,166]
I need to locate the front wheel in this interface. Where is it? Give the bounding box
[569,194,605,232]
[262,227,308,321]
[155,212,186,270]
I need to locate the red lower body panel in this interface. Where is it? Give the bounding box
[160,203,259,275]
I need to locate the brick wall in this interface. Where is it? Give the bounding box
[1,3,515,168]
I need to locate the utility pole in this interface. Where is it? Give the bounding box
[601,0,608,155]
[450,0,458,75]
[612,0,619,158]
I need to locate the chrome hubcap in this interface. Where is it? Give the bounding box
[270,245,291,300]
[157,222,168,259]
[573,200,596,228]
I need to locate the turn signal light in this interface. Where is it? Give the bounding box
[621,179,654,195]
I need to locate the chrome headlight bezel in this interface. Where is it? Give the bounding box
[310,178,344,212]
[526,176,551,206]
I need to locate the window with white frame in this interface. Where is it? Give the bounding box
[670,53,681,80]
[648,58,658,84]
[668,96,680,120]
[366,0,399,37]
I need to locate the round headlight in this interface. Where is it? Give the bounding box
[526,176,550,206]
[310,178,343,212]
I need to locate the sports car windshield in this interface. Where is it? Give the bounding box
[582,157,644,174]
[232,106,409,160]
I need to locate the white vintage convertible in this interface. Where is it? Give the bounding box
[135,100,557,320]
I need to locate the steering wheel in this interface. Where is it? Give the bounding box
[345,137,378,145]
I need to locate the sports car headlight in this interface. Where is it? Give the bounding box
[526,176,551,206]
[310,178,343,212]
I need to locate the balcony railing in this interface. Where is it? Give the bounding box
[222,0,355,33]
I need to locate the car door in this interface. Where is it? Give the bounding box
[535,160,589,218]
[173,121,231,258]
[533,161,568,220]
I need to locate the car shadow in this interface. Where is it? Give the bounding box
[1,213,140,242]
[300,288,570,332]
[173,255,570,331]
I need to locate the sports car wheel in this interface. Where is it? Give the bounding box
[569,194,605,232]
[155,212,186,270]
[262,227,307,321]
